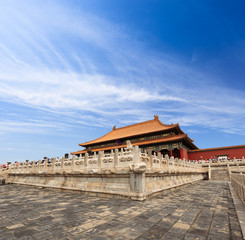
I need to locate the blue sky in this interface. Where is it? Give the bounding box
[1,0,245,163]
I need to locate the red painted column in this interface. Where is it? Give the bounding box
[180,148,188,160]
[180,148,183,159]
[170,149,173,157]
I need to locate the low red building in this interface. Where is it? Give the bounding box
[188,145,245,160]
[71,116,245,160]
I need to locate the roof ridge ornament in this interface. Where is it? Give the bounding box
[113,125,116,130]
[154,114,159,120]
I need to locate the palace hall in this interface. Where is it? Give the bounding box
[71,115,245,160]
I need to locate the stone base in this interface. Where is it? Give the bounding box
[7,171,206,201]
[145,172,205,197]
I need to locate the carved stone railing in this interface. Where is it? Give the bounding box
[8,142,205,175]
[230,173,245,204]
[195,157,245,167]
[5,141,210,201]
[4,154,245,176]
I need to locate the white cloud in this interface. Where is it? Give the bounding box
[0,0,245,137]
[0,120,71,135]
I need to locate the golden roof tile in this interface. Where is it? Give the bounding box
[80,116,182,146]
[71,133,198,155]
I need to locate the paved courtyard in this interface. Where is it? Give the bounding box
[0,181,243,240]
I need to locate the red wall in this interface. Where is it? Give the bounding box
[188,146,245,160]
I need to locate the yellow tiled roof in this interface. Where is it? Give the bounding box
[71,133,196,155]
[80,116,181,146]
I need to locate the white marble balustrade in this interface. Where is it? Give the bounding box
[7,142,206,174]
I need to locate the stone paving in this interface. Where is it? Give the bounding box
[0,181,243,240]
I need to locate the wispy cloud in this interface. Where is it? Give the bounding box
[0,0,245,137]
[0,120,71,135]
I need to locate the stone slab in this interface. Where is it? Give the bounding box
[0,181,243,239]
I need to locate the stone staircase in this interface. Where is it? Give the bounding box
[211,167,229,181]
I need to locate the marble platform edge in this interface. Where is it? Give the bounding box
[7,177,203,201]
[229,182,245,240]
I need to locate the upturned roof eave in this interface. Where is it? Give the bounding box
[79,124,180,147]
[182,135,199,150]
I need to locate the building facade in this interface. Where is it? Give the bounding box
[71,115,245,160]
[71,115,198,159]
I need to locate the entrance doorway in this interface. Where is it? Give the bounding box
[172,148,180,158]
[161,149,170,157]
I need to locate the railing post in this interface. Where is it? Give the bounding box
[110,150,114,168]
[157,152,162,170]
[19,162,23,173]
[190,160,194,172]
[24,162,27,173]
[183,159,186,172]
[147,150,153,170]
[17,162,19,172]
[165,154,170,172]
[178,159,181,172]
[174,158,178,172]
[70,155,74,171]
[227,164,231,182]
[38,160,41,172]
[114,149,119,168]
[98,151,103,169]
[133,146,140,163]
[128,144,146,200]
[61,157,64,170]
[85,153,88,169]
[13,162,16,173]
[170,156,174,172]
[52,158,56,173]
[8,163,11,173]
[31,161,35,173]
[44,159,48,172]
[20,162,23,173]
[208,163,211,180]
